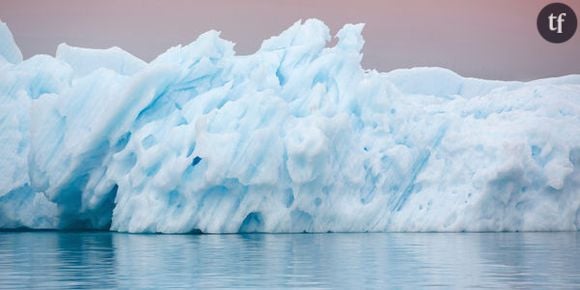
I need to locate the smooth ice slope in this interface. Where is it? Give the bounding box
[0,20,579,233]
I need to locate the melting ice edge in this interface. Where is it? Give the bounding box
[0,19,579,233]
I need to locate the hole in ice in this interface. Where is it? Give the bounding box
[291,210,313,232]
[570,148,580,166]
[515,201,527,210]
[17,139,27,154]
[191,156,202,167]
[284,189,294,208]
[239,212,264,233]
[119,152,137,174]
[531,145,541,157]
[175,116,188,126]
[167,189,182,207]
[146,163,161,177]
[188,228,203,235]
[114,132,131,152]
[275,68,286,86]
[314,197,322,206]
[142,135,157,149]
[473,110,487,119]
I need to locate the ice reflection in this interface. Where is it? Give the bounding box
[0,232,578,289]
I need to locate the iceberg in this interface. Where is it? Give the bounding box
[0,19,579,233]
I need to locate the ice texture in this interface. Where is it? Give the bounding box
[1,19,579,233]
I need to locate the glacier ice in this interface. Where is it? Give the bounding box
[0,19,579,233]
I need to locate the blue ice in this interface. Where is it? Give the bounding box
[1,19,579,233]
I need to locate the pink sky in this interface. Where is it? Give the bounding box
[1,0,579,80]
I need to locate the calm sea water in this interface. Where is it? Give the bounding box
[0,231,578,289]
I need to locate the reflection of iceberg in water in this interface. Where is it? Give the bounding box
[0,19,579,233]
[0,233,579,288]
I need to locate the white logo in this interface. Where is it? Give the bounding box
[548,13,567,34]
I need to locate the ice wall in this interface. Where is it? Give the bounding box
[1,19,579,233]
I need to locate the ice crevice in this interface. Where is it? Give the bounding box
[0,19,579,233]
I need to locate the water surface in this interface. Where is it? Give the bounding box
[0,232,578,289]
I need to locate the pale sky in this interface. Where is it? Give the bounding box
[1,0,579,80]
